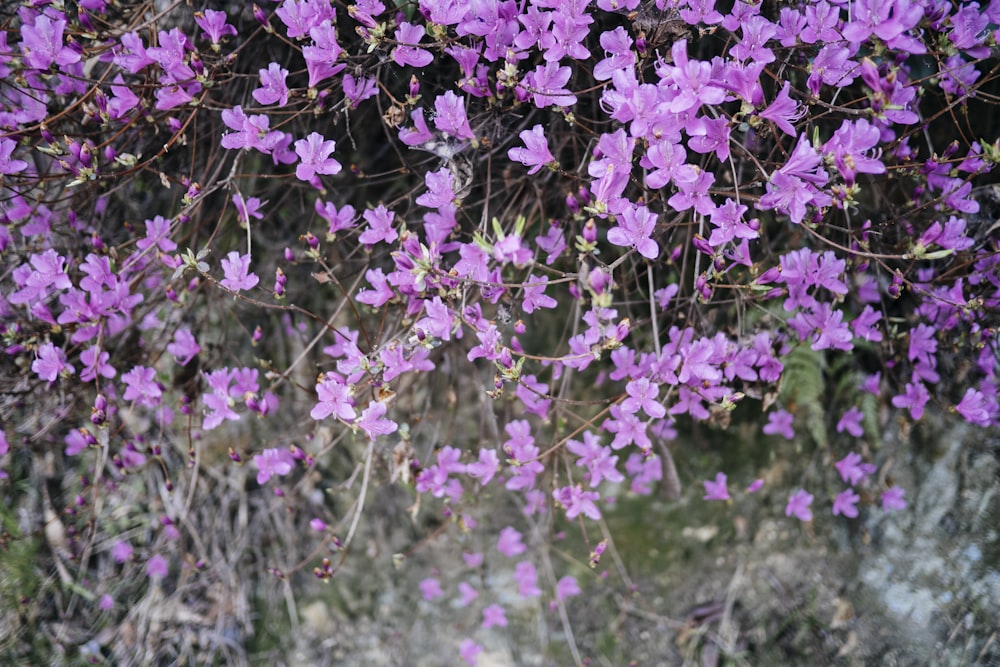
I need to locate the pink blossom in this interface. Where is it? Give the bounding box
[254,447,295,484]
[482,604,507,629]
[785,489,814,522]
[220,252,259,292]
[702,472,730,501]
[882,487,907,512]
[146,554,169,579]
[833,489,861,518]
[497,526,525,558]
[419,577,443,600]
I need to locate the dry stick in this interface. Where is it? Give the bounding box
[342,440,375,552]
[540,547,584,667]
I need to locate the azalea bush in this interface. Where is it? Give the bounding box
[1,0,999,663]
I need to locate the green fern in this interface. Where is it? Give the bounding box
[779,346,828,448]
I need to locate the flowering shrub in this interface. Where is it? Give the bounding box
[1,0,999,662]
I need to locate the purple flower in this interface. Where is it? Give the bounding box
[419,577,443,600]
[121,366,162,407]
[556,576,581,601]
[356,268,395,307]
[621,378,666,418]
[514,561,541,597]
[607,204,659,259]
[79,346,115,382]
[891,381,930,420]
[593,26,635,80]
[836,407,865,437]
[32,342,74,382]
[166,328,200,366]
[22,15,81,71]
[747,479,764,493]
[415,167,456,209]
[220,252,259,292]
[356,400,397,440]
[0,138,28,175]
[785,489,814,522]
[342,74,378,108]
[521,62,577,109]
[702,472,730,501]
[521,274,557,314]
[303,21,346,88]
[508,125,556,174]
[393,22,434,68]
[758,82,802,136]
[467,448,500,486]
[553,485,602,520]
[955,388,992,426]
[146,554,169,579]
[194,9,237,48]
[457,581,478,607]
[99,594,114,611]
[881,487,907,512]
[459,639,483,665]
[359,205,398,247]
[110,540,133,563]
[433,91,475,140]
[482,604,508,629]
[497,526,525,558]
[834,452,876,486]
[233,193,266,226]
[311,373,356,421]
[763,409,795,439]
[294,132,341,184]
[833,489,861,518]
[253,62,289,107]
[254,447,295,484]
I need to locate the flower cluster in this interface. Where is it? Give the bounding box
[0,0,998,662]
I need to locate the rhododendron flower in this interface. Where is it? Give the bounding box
[955,388,992,426]
[514,561,541,597]
[482,604,508,629]
[311,373,356,421]
[167,328,200,366]
[785,490,814,522]
[608,204,659,259]
[356,400,397,440]
[254,447,295,484]
[22,15,81,71]
[110,540,133,563]
[220,252,259,292]
[253,63,290,107]
[419,577,443,600]
[702,472,730,501]
[553,485,601,520]
[833,489,861,518]
[891,381,930,420]
[393,23,434,67]
[0,138,28,175]
[433,91,475,140]
[32,342,74,382]
[834,452,873,486]
[294,132,341,184]
[146,554,169,579]
[194,9,237,48]
[882,487,907,511]
[508,125,555,174]
[497,526,525,558]
[459,639,483,665]
[763,409,795,439]
[121,366,162,407]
